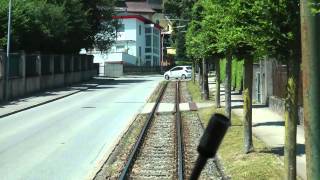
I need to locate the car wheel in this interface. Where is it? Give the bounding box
[181,74,186,80]
[165,75,170,80]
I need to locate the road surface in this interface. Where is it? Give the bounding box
[0,75,162,180]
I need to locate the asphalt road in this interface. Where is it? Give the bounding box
[0,75,162,180]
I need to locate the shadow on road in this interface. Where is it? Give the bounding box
[0,76,155,108]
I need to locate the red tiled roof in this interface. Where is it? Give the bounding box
[125,2,155,13]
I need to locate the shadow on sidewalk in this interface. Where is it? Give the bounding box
[231,99,244,103]
[253,121,284,127]
[0,90,76,108]
[231,104,268,109]
[259,144,305,156]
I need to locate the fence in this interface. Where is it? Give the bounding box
[123,65,162,74]
[0,51,97,101]
[271,61,303,106]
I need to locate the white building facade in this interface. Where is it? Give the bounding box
[91,15,161,76]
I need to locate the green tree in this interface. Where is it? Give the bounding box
[279,1,301,179]
[163,0,196,62]
[0,0,117,53]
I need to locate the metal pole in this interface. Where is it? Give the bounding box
[300,0,320,179]
[161,33,164,72]
[4,0,12,100]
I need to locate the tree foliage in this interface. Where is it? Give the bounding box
[0,0,117,53]
[163,0,196,61]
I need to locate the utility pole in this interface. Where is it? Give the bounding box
[300,0,320,179]
[4,0,12,100]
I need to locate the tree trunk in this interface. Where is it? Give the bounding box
[300,1,320,179]
[284,62,299,180]
[198,62,203,88]
[202,58,209,100]
[243,57,254,153]
[192,61,196,83]
[225,51,232,119]
[215,59,221,108]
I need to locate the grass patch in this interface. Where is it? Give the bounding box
[187,80,214,102]
[188,80,286,179]
[198,107,285,180]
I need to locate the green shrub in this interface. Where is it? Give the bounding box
[175,60,193,66]
[220,58,226,82]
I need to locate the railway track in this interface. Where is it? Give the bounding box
[119,81,224,180]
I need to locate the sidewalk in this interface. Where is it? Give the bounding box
[208,77,306,179]
[0,82,99,118]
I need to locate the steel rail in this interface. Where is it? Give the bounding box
[176,81,185,180]
[119,81,168,180]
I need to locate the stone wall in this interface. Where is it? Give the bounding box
[269,96,304,125]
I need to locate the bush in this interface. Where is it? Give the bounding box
[220,58,226,82]
[175,60,193,66]
[220,58,243,91]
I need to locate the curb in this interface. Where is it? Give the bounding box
[0,85,97,119]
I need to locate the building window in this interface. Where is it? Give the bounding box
[153,56,159,66]
[146,35,151,46]
[153,28,159,35]
[145,27,151,34]
[139,46,142,57]
[118,24,125,32]
[145,48,152,53]
[116,45,125,52]
[139,25,142,35]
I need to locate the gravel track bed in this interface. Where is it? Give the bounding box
[130,113,177,179]
[182,112,222,179]
[161,81,176,103]
[180,81,192,103]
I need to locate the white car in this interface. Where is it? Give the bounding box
[164,66,192,80]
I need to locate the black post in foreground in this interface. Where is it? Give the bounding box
[190,113,230,180]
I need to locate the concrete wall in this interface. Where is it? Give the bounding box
[106,52,136,64]
[25,77,41,95]
[8,78,25,99]
[0,79,3,101]
[41,75,55,90]
[65,73,75,86]
[53,74,65,88]
[0,52,97,102]
[73,72,82,83]
[269,95,304,125]
[0,52,4,101]
[105,63,123,77]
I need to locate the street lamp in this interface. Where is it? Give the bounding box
[4,0,12,100]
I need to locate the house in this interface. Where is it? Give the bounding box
[90,0,168,76]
